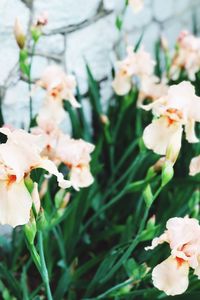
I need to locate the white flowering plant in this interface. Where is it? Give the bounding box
[1,2,200,300]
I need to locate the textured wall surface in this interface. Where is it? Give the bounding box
[0,0,200,128]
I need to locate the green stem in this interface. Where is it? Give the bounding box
[25,239,41,272]
[28,42,37,130]
[38,231,53,300]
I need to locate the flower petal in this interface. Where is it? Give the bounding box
[0,180,32,227]
[143,117,183,156]
[145,232,168,250]
[70,166,94,191]
[189,155,200,176]
[185,119,199,143]
[112,74,131,96]
[152,256,189,296]
[38,158,71,189]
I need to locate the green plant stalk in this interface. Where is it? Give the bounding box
[25,238,41,272]
[28,41,37,129]
[38,231,53,300]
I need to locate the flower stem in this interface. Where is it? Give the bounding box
[28,41,36,130]
[37,231,53,300]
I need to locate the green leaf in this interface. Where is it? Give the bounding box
[86,64,102,115]
[53,268,71,300]
[115,16,123,30]
[0,263,22,299]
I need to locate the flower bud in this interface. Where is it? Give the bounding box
[39,179,48,198]
[146,215,156,229]
[55,189,70,209]
[31,26,42,43]
[100,114,109,125]
[152,158,165,173]
[143,184,153,208]
[161,162,174,187]
[37,209,49,230]
[160,35,169,52]
[35,11,48,27]
[146,166,157,180]
[14,18,26,49]
[32,183,41,214]
[166,146,178,165]
[24,213,37,245]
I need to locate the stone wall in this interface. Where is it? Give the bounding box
[0,0,200,129]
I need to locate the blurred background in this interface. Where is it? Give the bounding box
[0,0,199,128]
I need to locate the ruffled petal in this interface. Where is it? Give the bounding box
[112,74,131,96]
[38,158,71,189]
[64,93,81,108]
[37,99,66,127]
[194,256,200,278]
[189,155,200,176]
[143,117,183,156]
[145,232,168,250]
[70,166,94,191]
[152,256,189,296]
[185,119,199,143]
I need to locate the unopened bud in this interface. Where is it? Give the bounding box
[160,35,169,52]
[31,26,42,43]
[14,18,26,49]
[100,114,109,125]
[32,183,41,214]
[61,192,70,208]
[146,166,157,180]
[166,127,182,164]
[143,184,153,208]
[161,162,174,187]
[24,212,37,245]
[55,189,70,209]
[152,157,165,173]
[37,208,49,230]
[39,179,48,198]
[147,215,156,228]
[35,11,48,27]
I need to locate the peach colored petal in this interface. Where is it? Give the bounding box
[189,155,200,176]
[152,256,189,296]
[0,180,32,227]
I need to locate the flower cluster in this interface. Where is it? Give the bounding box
[5,18,95,229]
[33,65,95,191]
[142,81,200,163]
[0,127,70,227]
[112,46,168,106]
[146,217,200,296]
[170,30,200,80]
[112,32,200,296]
[0,63,94,228]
